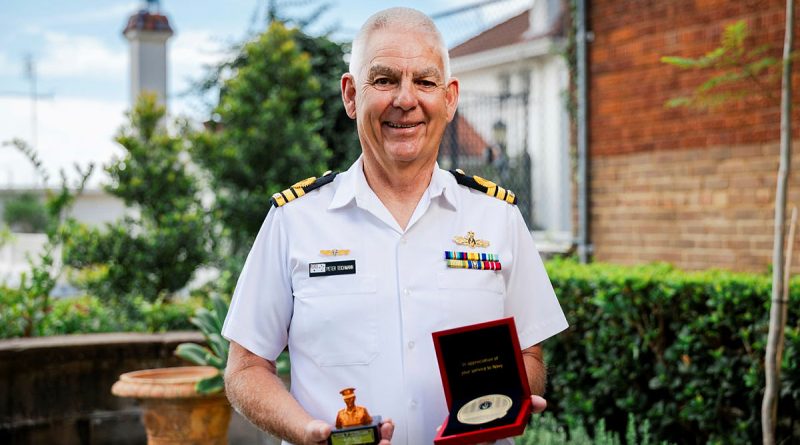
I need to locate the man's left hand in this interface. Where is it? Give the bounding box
[378,418,395,444]
[530,394,547,414]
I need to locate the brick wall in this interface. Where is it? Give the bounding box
[588,0,800,271]
[591,142,800,271]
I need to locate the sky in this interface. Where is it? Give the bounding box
[0,0,490,189]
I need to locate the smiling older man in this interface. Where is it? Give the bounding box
[221,7,568,445]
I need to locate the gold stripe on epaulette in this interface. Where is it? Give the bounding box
[474,175,499,200]
[272,192,287,207]
[505,190,516,204]
[292,176,317,188]
[272,172,340,207]
[281,186,305,203]
[473,175,495,189]
[472,174,516,204]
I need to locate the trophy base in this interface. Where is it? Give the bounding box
[328,415,382,445]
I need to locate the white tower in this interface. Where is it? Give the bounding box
[123,0,173,109]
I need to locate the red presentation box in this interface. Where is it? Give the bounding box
[432,317,532,445]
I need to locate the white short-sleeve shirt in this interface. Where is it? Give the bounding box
[222,157,568,445]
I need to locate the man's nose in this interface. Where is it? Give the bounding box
[392,78,418,110]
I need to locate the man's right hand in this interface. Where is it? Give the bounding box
[303,418,394,444]
[303,419,332,444]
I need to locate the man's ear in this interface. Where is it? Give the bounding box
[341,73,357,119]
[444,77,460,123]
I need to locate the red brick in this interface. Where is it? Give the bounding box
[589,0,800,157]
[591,143,800,273]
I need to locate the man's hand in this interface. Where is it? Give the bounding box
[303,420,332,444]
[304,418,395,445]
[530,395,547,414]
[378,418,395,444]
[442,396,547,445]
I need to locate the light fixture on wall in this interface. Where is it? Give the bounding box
[492,119,507,153]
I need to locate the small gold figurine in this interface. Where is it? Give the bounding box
[335,387,373,428]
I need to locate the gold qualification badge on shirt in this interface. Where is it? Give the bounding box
[310,248,356,277]
[446,231,502,271]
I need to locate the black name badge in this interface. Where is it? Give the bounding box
[309,260,356,277]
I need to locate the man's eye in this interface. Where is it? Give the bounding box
[373,78,393,85]
[418,80,438,89]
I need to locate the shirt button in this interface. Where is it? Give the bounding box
[408,341,415,349]
[403,288,410,296]
[409,400,418,409]
[401,237,408,245]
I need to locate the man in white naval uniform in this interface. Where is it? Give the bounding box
[221,7,568,445]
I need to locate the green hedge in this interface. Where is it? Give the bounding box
[544,258,800,444]
[0,291,200,338]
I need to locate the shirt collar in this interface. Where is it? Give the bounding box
[328,157,361,210]
[328,156,460,211]
[429,163,459,210]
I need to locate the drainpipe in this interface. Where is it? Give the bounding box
[575,0,592,263]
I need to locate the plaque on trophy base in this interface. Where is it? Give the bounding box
[432,317,532,445]
[328,387,381,445]
[328,416,381,445]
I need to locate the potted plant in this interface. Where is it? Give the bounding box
[174,294,230,393]
[112,295,232,445]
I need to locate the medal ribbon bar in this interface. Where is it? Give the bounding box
[444,251,499,261]
[446,259,502,270]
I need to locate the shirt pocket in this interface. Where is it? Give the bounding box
[292,275,378,367]
[436,270,505,327]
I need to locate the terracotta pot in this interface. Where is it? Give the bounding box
[112,366,231,445]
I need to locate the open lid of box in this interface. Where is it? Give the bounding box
[432,317,532,443]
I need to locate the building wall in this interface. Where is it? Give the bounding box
[0,190,129,286]
[454,53,572,235]
[589,0,800,271]
[592,142,800,271]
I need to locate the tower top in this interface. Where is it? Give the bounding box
[123,1,173,36]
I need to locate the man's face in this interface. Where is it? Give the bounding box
[344,395,355,408]
[342,27,459,169]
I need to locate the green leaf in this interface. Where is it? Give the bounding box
[175,343,212,366]
[722,20,747,52]
[664,97,692,108]
[206,333,229,362]
[205,353,225,369]
[195,373,224,395]
[190,311,218,336]
[696,71,747,93]
[660,56,701,68]
[211,295,229,323]
[744,57,778,76]
[276,351,291,375]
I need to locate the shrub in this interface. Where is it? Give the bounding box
[544,258,800,444]
[190,21,332,264]
[517,412,671,445]
[62,94,209,305]
[2,192,49,233]
[0,285,28,338]
[0,293,201,339]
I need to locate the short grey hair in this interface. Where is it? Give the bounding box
[349,7,451,81]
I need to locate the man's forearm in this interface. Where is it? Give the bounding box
[225,343,314,444]
[521,344,546,396]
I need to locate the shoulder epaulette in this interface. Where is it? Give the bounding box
[449,169,517,205]
[271,170,339,207]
